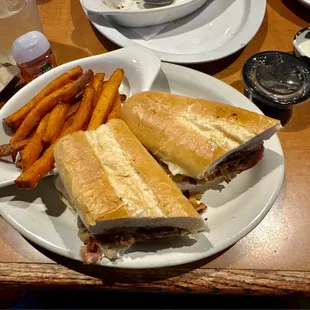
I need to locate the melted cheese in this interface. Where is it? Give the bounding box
[162,160,190,176]
[85,126,164,218]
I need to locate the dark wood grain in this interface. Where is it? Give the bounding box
[0,0,309,294]
[0,263,309,295]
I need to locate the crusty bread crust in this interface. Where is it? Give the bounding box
[54,120,206,233]
[54,131,129,227]
[121,91,281,178]
[108,119,199,218]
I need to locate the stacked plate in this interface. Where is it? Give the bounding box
[81,0,266,64]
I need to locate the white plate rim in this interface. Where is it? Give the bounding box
[82,0,267,64]
[0,62,284,269]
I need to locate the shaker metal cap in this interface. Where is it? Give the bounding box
[242,51,310,109]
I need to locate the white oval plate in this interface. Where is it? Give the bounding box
[0,62,284,269]
[83,0,266,64]
[0,46,161,188]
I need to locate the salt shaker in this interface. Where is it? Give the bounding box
[12,31,56,83]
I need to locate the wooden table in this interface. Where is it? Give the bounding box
[0,0,309,295]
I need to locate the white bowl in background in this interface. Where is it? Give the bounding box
[0,46,161,188]
[81,0,209,28]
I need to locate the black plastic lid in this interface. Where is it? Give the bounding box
[242,51,310,109]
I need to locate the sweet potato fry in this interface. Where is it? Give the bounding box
[4,66,83,130]
[92,73,105,84]
[15,87,95,189]
[22,134,43,171]
[11,131,36,162]
[108,92,121,120]
[62,86,95,134]
[91,73,105,109]
[10,70,94,145]
[65,101,80,120]
[15,145,55,189]
[0,138,30,157]
[42,102,71,146]
[62,114,75,132]
[22,112,50,171]
[87,69,124,130]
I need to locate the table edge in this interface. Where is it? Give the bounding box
[0,262,309,295]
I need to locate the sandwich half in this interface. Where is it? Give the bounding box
[54,119,207,264]
[121,91,282,188]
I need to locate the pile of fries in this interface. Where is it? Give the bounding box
[0,66,126,189]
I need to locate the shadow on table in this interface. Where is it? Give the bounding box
[91,25,121,52]
[81,9,122,53]
[28,238,233,286]
[37,0,53,4]
[50,41,91,65]
[230,80,309,131]
[280,100,310,132]
[70,0,120,55]
[9,289,308,309]
[242,88,310,132]
[268,0,310,28]
[0,76,24,105]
